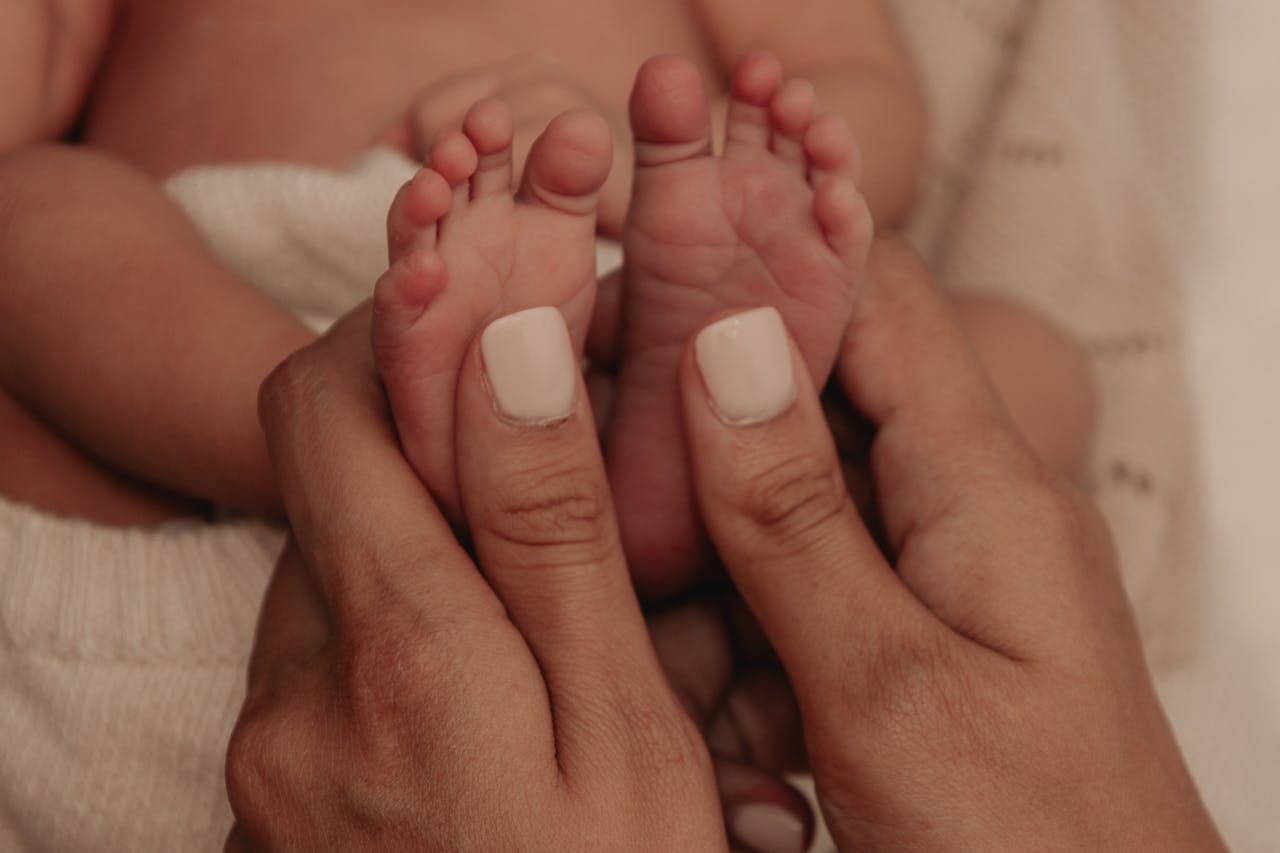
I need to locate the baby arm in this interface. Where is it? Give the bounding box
[0,145,314,519]
[0,1,308,522]
[697,0,927,225]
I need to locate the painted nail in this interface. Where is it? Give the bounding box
[728,803,807,853]
[480,306,576,424]
[694,307,796,425]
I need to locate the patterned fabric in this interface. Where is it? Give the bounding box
[899,0,1201,668]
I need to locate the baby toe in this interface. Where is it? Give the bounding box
[464,98,516,199]
[813,176,873,272]
[517,109,612,217]
[768,78,818,171]
[372,250,470,521]
[386,168,453,262]
[629,55,714,168]
[804,113,862,188]
[724,50,784,154]
[429,129,481,220]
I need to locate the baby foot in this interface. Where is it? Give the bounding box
[608,52,872,596]
[374,99,611,518]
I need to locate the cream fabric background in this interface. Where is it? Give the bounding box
[1166,1,1280,848]
[884,1,1280,850]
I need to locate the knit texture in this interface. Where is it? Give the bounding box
[0,499,280,851]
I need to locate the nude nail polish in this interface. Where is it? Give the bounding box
[728,803,806,853]
[480,306,576,424]
[694,307,796,425]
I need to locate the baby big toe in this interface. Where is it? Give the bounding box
[517,109,612,216]
[629,55,714,168]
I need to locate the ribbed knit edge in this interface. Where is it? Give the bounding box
[0,496,282,664]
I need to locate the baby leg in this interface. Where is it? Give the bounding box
[0,384,202,523]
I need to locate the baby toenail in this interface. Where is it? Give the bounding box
[694,307,796,425]
[480,307,577,424]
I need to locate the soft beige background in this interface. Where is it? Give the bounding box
[1162,0,1280,849]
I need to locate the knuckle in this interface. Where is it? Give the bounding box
[335,636,442,765]
[611,684,712,781]
[1009,476,1096,555]
[339,621,454,711]
[735,449,850,545]
[484,458,614,560]
[1019,479,1120,587]
[257,346,320,434]
[334,611,490,739]
[847,625,952,730]
[225,708,298,834]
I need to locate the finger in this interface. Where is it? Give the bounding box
[244,539,329,696]
[258,303,498,635]
[681,307,934,697]
[646,599,812,853]
[838,237,1031,513]
[455,307,680,768]
[225,662,334,853]
[646,599,735,725]
[705,669,805,774]
[836,237,1112,654]
[717,757,814,853]
[646,601,805,771]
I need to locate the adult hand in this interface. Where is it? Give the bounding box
[645,592,819,853]
[385,55,632,234]
[225,305,725,850]
[677,237,1227,852]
